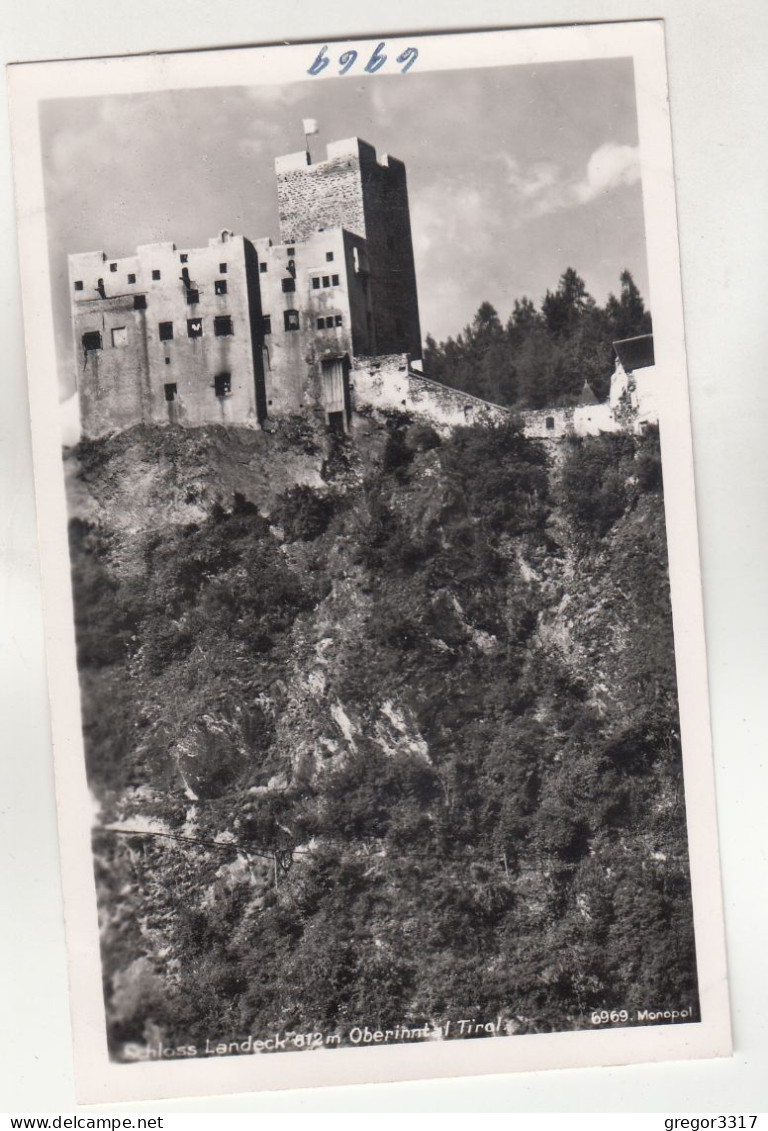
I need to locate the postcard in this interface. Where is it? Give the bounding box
[7,20,731,1103]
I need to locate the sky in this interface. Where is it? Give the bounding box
[40,56,648,399]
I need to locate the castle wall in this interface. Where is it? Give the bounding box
[352,359,636,442]
[70,233,264,437]
[520,407,576,440]
[519,403,618,439]
[351,357,509,433]
[574,403,619,435]
[358,148,422,361]
[253,228,370,421]
[634,367,662,425]
[609,360,661,431]
[71,294,152,435]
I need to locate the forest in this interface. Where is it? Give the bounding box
[67,402,697,1058]
[423,268,652,407]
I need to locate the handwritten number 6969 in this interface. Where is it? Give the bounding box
[308,43,419,77]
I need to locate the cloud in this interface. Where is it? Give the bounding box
[411,180,488,257]
[575,143,640,204]
[410,177,503,340]
[369,78,428,127]
[503,159,561,211]
[502,142,640,220]
[243,83,306,108]
[45,95,172,199]
[237,137,266,157]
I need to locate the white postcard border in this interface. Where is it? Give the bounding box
[7,20,731,1105]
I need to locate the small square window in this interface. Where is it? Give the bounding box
[259,262,268,273]
[322,276,330,288]
[325,317,335,329]
[215,279,228,296]
[187,318,203,338]
[180,253,188,264]
[187,289,200,305]
[546,416,555,431]
[286,247,295,256]
[133,294,147,310]
[316,318,325,330]
[284,309,299,332]
[219,262,227,274]
[312,277,321,290]
[152,269,161,281]
[111,326,128,347]
[282,277,296,293]
[158,321,174,341]
[326,251,334,262]
[82,330,102,351]
[127,273,136,284]
[214,373,231,397]
[331,274,339,287]
[214,315,233,337]
[164,383,177,402]
[109,262,117,272]
[165,357,171,366]
[262,315,272,336]
[335,315,343,327]
[74,280,83,291]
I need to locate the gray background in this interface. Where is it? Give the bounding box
[2,0,766,1113]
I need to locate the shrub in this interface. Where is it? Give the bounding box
[406,421,442,454]
[272,485,335,542]
[559,434,633,536]
[635,427,663,493]
[439,419,549,535]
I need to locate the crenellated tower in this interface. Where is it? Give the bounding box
[275,138,422,360]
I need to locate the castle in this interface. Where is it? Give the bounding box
[69,135,658,440]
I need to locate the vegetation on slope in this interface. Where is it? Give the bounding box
[68,415,697,1056]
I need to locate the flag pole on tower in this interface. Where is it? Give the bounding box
[302,118,319,164]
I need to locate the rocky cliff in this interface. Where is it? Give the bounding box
[66,412,697,1057]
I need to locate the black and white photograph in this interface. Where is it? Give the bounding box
[7,22,730,1103]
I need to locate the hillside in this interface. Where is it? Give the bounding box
[66,413,698,1057]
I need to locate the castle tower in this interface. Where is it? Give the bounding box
[275,138,422,360]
